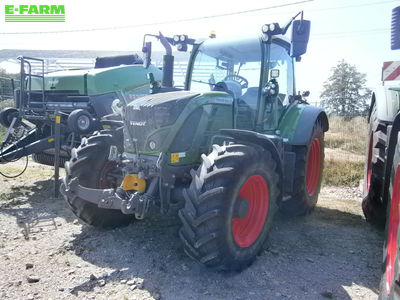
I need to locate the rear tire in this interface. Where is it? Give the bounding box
[178,144,280,271]
[280,119,324,215]
[379,133,400,299]
[64,132,133,228]
[362,103,387,228]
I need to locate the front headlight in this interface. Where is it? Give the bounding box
[149,140,156,150]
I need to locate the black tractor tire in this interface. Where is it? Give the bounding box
[32,152,69,167]
[178,144,280,271]
[362,103,387,228]
[64,132,133,228]
[379,134,400,299]
[0,107,18,128]
[280,119,324,215]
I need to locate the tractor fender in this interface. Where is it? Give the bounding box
[373,85,399,123]
[289,105,329,146]
[219,129,283,202]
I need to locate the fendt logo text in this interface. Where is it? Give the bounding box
[5,5,65,22]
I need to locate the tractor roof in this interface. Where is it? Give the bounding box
[198,34,290,62]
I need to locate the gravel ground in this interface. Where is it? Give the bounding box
[0,162,383,300]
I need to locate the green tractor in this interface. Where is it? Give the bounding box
[61,13,329,270]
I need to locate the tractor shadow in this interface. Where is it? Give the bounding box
[0,177,77,238]
[68,203,384,299]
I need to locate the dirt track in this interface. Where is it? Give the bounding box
[0,162,383,300]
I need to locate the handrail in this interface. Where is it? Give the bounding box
[18,56,46,112]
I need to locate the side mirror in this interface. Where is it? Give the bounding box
[290,19,311,58]
[142,41,152,68]
[392,6,400,50]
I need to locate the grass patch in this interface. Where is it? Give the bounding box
[325,116,367,155]
[323,158,364,187]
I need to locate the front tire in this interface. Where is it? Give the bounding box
[64,132,133,228]
[178,144,280,271]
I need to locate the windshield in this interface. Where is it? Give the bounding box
[190,38,262,100]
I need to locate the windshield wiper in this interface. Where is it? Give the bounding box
[192,79,215,86]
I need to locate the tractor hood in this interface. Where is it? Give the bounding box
[126,91,200,109]
[125,90,233,111]
[29,64,162,96]
[123,91,233,157]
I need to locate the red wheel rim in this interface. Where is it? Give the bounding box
[386,165,400,294]
[99,161,117,189]
[306,138,321,196]
[366,134,373,192]
[232,175,269,248]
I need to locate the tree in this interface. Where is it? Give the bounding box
[320,60,371,117]
[0,68,18,79]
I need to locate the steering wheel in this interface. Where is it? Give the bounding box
[224,75,248,89]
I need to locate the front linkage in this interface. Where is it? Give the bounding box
[62,176,154,220]
[61,140,193,220]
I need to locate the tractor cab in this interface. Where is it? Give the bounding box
[187,35,295,132]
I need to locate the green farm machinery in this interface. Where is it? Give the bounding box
[0,54,162,170]
[62,13,329,270]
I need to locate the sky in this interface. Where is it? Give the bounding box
[0,0,399,103]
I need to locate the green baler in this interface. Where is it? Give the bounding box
[0,55,162,167]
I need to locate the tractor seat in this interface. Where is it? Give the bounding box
[213,80,243,99]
